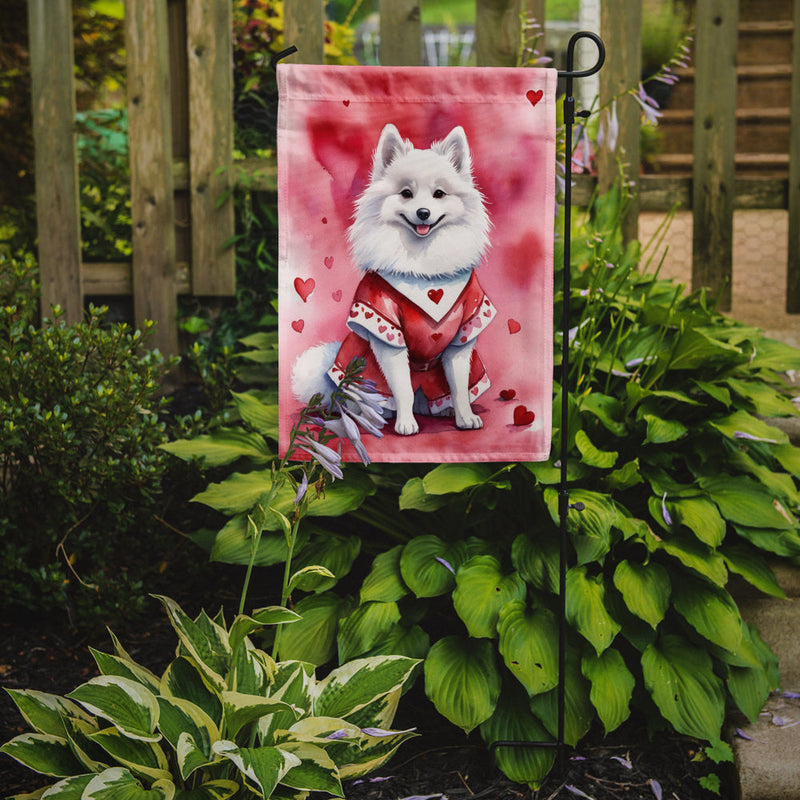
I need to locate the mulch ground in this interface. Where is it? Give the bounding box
[0,586,731,800]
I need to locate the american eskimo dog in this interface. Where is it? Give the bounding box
[292,123,495,435]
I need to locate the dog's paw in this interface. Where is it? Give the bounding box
[394,415,419,436]
[455,412,483,430]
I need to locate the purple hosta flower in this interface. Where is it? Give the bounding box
[661,492,673,526]
[633,83,662,125]
[783,691,800,699]
[572,125,593,173]
[735,728,756,741]
[326,729,351,740]
[435,556,455,574]
[649,779,663,800]
[351,776,394,786]
[324,410,372,466]
[362,726,417,737]
[293,472,308,505]
[396,795,447,800]
[565,786,595,799]
[296,435,344,480]
[597,100,619,153]
[734,431,779,444]
[611,755,633,769]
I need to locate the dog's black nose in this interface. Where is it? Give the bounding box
[416,208,430,221]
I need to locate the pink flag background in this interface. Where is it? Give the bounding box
[278,64,556,463]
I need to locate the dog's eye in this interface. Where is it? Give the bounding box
[433,189,447,199]
[400,188,413,199]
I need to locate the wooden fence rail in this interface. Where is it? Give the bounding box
[27,0,799,355]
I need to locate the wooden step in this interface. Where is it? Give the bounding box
[648,152,789,178]
[737,0,794,22]
[738,20,794,66]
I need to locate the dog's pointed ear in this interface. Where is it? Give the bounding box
[373,124,407,178]
[434,126,472,176]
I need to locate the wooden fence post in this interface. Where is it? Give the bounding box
[692,0,738,311]
[284,0,325,64]
[28,0,83,324]
[379,0,421,66]
[475,0,538,67]
[187,0,235,295]
[787,0,800,313]
[597,0,641,244]
[126,0,178,355]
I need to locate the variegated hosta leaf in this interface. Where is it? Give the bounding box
[424,636,501,734]
[155,596,231,690]
[480,681,555,790]
[641,634,725,741]
[671,574,743,653]
[275,741,343,796]
[160,657,222,727]
[230,640,275,696]
[88,727,171,782]
[334,726,418,780]
[67,676,160,742]
[313,656,420,721]
[258,662,315,745]
[0,732,85,777]
[176,732,216,783]
[39,773,94,797]
[171,779,239,799]
[212,740,300,798]
[452,556,526,639]
[228,610,299,658]
[90,649,161,694]
[337,601,402,663]
[360,545,409,603]
[221,691,298,740]
[612,560,670,629]
[61,716,106,773]
[4,689,93,737]
[581,649,635,735]
[81,767,175,799]
[156,696,219,778]
[565,566,621,655]
[496,601,559,696]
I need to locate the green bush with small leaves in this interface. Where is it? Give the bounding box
[0,253,175,622]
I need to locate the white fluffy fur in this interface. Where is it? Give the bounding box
[291,342,340,404]
[348,124,490,279]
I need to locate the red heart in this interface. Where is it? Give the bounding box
[427,288,444,304]
[322,217,328,224]
[294,277,315,303]
[342,99,350,106]
[432,332,443,341]
[324,256,334,269]
[500,389,516,401]
[508,318,522,334]
[291,319,304,333]
[526,89,543,107]
[332,289,342,302]
[513,405,535,426]
[364,311,373,319]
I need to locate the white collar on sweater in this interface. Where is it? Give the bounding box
[378,270,472,322]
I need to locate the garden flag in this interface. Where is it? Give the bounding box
[277,64,557,463]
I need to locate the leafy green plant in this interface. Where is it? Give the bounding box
[0,253,175,623]
[1,595,419,799]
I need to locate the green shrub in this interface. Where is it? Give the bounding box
[1,595,419,798]
[0,253,175,623]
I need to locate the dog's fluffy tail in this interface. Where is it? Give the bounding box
[291,342,339,403]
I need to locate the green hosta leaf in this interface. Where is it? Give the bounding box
[209,515,297,567]
[699,474,797,530]
[543,488,617,540]
[32,773,94,798]
[398,476,451,511]
[668,496,726,548]
[291,535,361,592]
[606,459,644,491]
[399,536,468,598]
[727,663,773,723]
[581,649,635,735]
[648,528,728,586]
[612,560,670,629]
[566,566,621,655]
[772,443,800,477]
[733,524,800,558]
[525,458,590,485]
[82,768,174,799]
[88,727,170,782]
[497,601,558,696]
[90,650,161,694]
[424,636,501,733]
[212,741,299,797]
[480,681,555,789]
[231,391,279,438]
[643,414,687,444]
[672,575,743,653]
[693,380,732,407]
[725,378,799,417]
[314,656,420,722]
[221,692,297,740]
[511,534,559,593]
[668,328,743,371]
[748,336,800,371]
[277,592,352,665]
[421,463,494,494]
[155,597,231,690]
[67,676,160,742]
[360,545,409,603]
[642,634,725,741]
[708,410,788,445]
[528,650,593,747]
[0,733,85,777]
[575,429,618,468]
[4,689,93,737]
[580,392,627,436]
[337,601,402,662]
[229,609,299,656]
[721,543,786,598]
[160,427,272,467]
[362,624,430,660]
[160,658,222,727]
[276,741,343,796]
[452,556,526,639]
